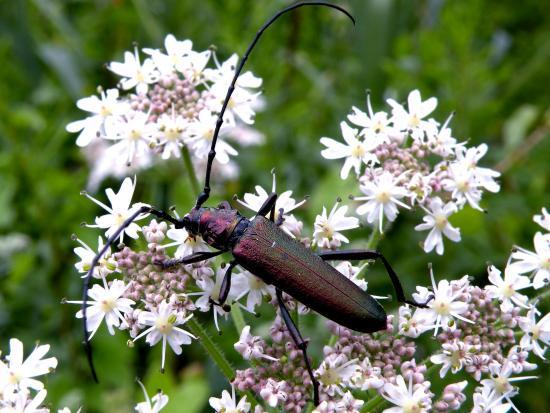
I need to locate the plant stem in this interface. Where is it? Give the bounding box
[187,317,234,380]
[361,393,385,412]
[531,287,550,304]
[231,303,247,334]
[182,146,201,196]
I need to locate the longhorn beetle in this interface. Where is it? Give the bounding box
[81,1,430,406]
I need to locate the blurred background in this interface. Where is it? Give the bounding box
[0,0,549,411]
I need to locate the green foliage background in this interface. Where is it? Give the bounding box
[0,0,548,411]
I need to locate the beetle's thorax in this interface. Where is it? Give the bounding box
[185,206,248,250]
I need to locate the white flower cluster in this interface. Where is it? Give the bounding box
[224,204,548,412]
[321,90,501,255]
[0,338,59,412]
[66,34,263,190]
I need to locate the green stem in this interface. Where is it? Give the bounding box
[231,303,247,334]
[182,146,201,196]
[187,317,234,380]
[366,227,383,249]
[531,287,550,303]
[361,394,386,412]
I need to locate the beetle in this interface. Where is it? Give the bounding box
[81,1,430,406]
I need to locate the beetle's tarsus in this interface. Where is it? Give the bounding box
[405,294,435,308]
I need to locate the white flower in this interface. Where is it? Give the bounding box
[381,374,432,413]
[349,358,385,391]
[347,93,397,145]
[533,207,550,231]
[156,110,188,160]
[479,362,537,411]
[425,113,458,157]
[414,197,461,255]
[315,354,359,397]
[519,309,550,359]
[135,380,169,413]
[83,176,149,243]
[143,34,193,75]
[234,325,278,362]
[231,269,275,312]
[505,346,536,373]
[472,384,512,413]
[397,305,432,338]
[413,266,473,335]
[68,279,135,339]
[66,88,127,147]
[335,261,368,291]
[455,144,500,193]
[163,225,209,259]
[142,219,168,244]
[186,110,237,164]
[0,339,57,393]
[442,161,483,211]
[509,232,550,289]
[73,235,116,279]
[236,174,306,237]
[430,339,472,378]
[133,301,195,371]
[208,53,262,125]
[209,387,250,413]
[259,379,288,408]
[335,391,364,413]
[313,203,359,249]
[108,47,159,94]
[103,111,157,165]
[355,171,410,233]
[387,89,437,140]
[177,49,211,83]
[320,121,378,179]
[485,265,531,312]
[0,387,49,413]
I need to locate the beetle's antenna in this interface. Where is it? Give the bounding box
[195,1,355,208]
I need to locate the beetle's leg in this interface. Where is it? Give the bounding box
[275,288,319,406]
[155,250,225,269]
[257,192,278,218]
[316,249,432,308]
[82,205,179,382]
[209,260,237,312]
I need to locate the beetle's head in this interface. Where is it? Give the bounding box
[183,203,241,249]
[182,207,202,235]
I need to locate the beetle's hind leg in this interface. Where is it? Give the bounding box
[275,288,320,406]
[316,249,433,308]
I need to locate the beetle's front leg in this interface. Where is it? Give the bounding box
[275,288,320,406]
[209,260,237,312]
[316,249,433,308]
[154,250,225,269]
